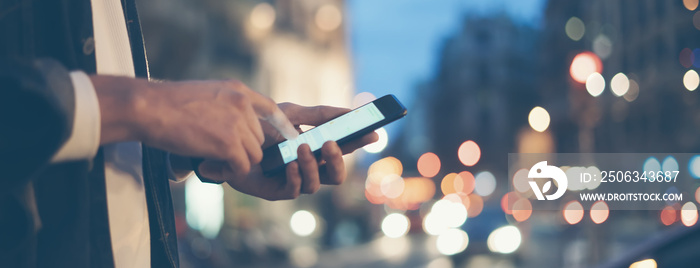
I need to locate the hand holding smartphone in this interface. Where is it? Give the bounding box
[260,94,407,176]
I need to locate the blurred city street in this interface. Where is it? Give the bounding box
[135,0,700,267]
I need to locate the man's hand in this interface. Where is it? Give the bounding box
[92,76,298,175]
[196,103,379,200]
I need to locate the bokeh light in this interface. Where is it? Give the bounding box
[570,51,603,84]
[381,213,410,238]
[643,157,661,174]
[380,174,405,199]
[565,17,585,41]
[395,177,436,209]
[433,198,468,228]
[455,171,475,195]
[315,4,342,32]
[590,201,609,224]
[680,48,694,68]
[565,166,586,191]
[694,12,700,31]
[352,92,377,108]
[695,48,700,68]
[512,168,531,193]
[441,173,460,195]
[585,166,603,190]
[662,156,679,173]
[423,212,446,236]
[487,226,522,254]
[586,72,605,97]
[290,210,317,236]
[528,106,551,132]
[688,155,700,179]
[592,34,613,59]
[684,0,699,11]
[683,69,699,91]
[660,206,676,226]
[458,140,481,166]
[681,202,698,227]
[624,79,640,102]
[467,194,484,217]
[436,229,469,255]
[418,152,441,177]
[368,157,403,177]
[423,197,468,236]
[249,3,276,30]
[610,73,629,96]
[366,157,404,204]
[363,127,389,153]
[629,259,657,268]
[474,171,497,197]
[696,187,700,203]
[512,198,533,222]
[563,201,584,225]
[501,192,519,215]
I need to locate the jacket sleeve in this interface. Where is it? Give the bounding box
[0,58,76,196]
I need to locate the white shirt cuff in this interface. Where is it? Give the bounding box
[51,71,101,163]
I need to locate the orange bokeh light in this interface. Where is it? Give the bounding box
[660,206,676,226]
[590,201,609,224]
[383,177,435,210]
[368,157,403,177]
[441,173,459,195]
[458,140,481,166]
[570,51,603,84]
[365,187,386,204]
[684,0,699,11]
[417,152,441,177]
[467,194,483,217]
[501,192,519,215]
[512,198,533,222]
[455,171,475,195]
[695,186,700,203]
[402,177,436,204]
[563,201,584,225]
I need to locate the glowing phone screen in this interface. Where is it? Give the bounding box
[277,103,385,164]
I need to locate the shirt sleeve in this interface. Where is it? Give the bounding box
[50,71,101,163]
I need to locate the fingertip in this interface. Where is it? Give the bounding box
[298,143,314,158]
[322,140,341,155]
[270,109,299,140]
[367,131,380,143]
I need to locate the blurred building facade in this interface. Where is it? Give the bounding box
[541,0,700,154]
[390,15,539,178]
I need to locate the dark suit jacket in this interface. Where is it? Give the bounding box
[0,0,180,267]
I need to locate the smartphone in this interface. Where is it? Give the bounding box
[260,94,407,176]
